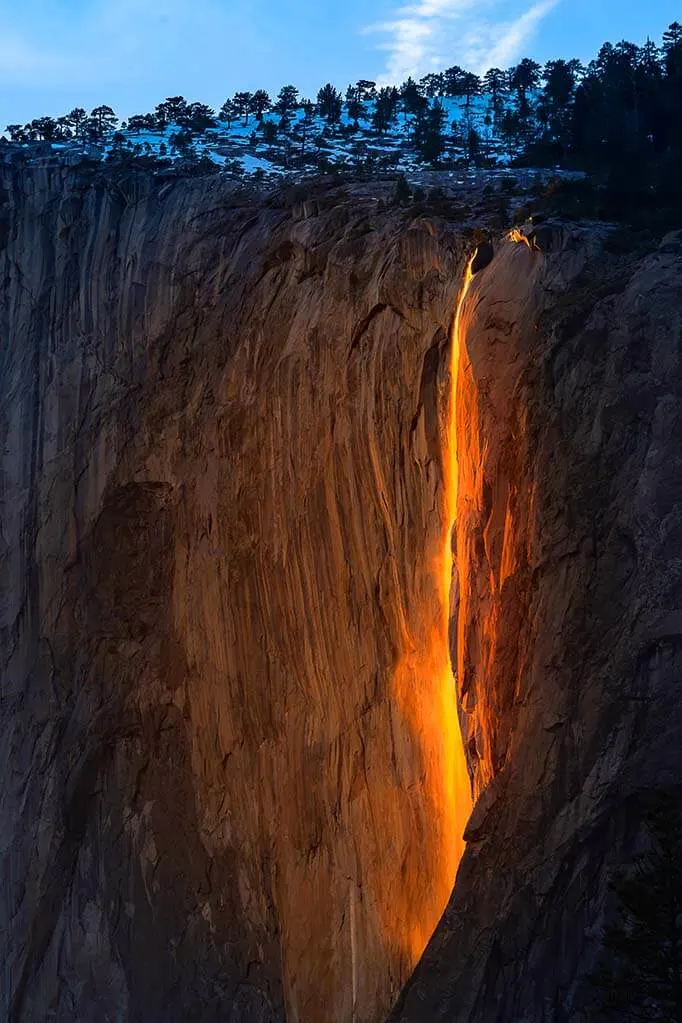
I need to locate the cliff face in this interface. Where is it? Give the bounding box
[393,227,682,1021]
[3,165,682,1023]
[0,168,471,1023]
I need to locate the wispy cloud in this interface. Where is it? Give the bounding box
[366,0,560,84]
[470,0,559,71]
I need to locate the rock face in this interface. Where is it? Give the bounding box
[0,168,472,1023]
[3,165,682,1023]
[392,227,682,1021]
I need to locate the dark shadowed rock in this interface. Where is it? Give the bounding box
[471,239,494,274]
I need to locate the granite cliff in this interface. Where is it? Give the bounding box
[1,168,471,1023]
[1,166,681,1022]
[393,224,682,1021]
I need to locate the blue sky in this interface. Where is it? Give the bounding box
[0,0,680,124]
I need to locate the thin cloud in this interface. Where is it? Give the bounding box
[471,0,560,72]
[366,0,560,84]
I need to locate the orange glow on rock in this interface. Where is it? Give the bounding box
[508,228,534,249]
[386,257,476,967]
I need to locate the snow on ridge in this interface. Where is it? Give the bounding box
[3,91,551,179]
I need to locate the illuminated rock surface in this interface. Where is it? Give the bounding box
[2,167,682,1023]
[392,227,682,1021]
[0,170,470,1023]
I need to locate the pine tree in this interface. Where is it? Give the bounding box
[261,120,278,145]
[400,77,427,119]
[346,93,365,127]
[538,59,582,156]
[250,90,271,122]
[499,109,523,161]
[483,68,507,117]
[372,87,398,133]
[127,113,157,132]
[274,85,299,117]
[461,72,481,109]
[90,105,118,135]
[181,103,216,133]
[663,22,682,51]
[509,58,541,118]
[5,124,28,143]
[219,100,237,128]
[28,117,59,142]
[355,79,377,101]
[413,100,446,164]
[233,91,253,124]
[169,128,194,156]
[466,125,482,165]
[419,73,445,97]
[317,84,342,123]
[155,96,188,127]
[65,107,87,138]
[443,65,465,96]
[56,116,74,139]
[663,23,682,77]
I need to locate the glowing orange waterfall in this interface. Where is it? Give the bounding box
[387,257,476,967]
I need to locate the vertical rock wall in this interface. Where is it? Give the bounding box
[393,227,682,1021]
[0,168,472,1023]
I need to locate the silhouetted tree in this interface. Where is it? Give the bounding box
[466,125,482,164]
[219,100,237,128]
[443,65,465,96]
[250,90,271,121]
[233,91,253,123]
[483,68,507,116]
[53,116,72,139]
[274,85,299,116]
[419,72,445,97]
[155,96,188,127]
[355,79,377,100]
[413,100,446,164]
[535,59,583,157]
[181,103,216,132]
[28,117,59,141]
[90,105,117,135]
[662,23,682,151]
[169,128,194,156]
[400,77,427,119]
[126,113,157,132]
[261,119,278,144]
[372,87,399,133]
[5,124,28,143]
[499,109,523,161]
[461,72,482,108]
[317,83,342,122]
[65,107,87,138]
[346,91,365,126]
[510,58,541,118]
